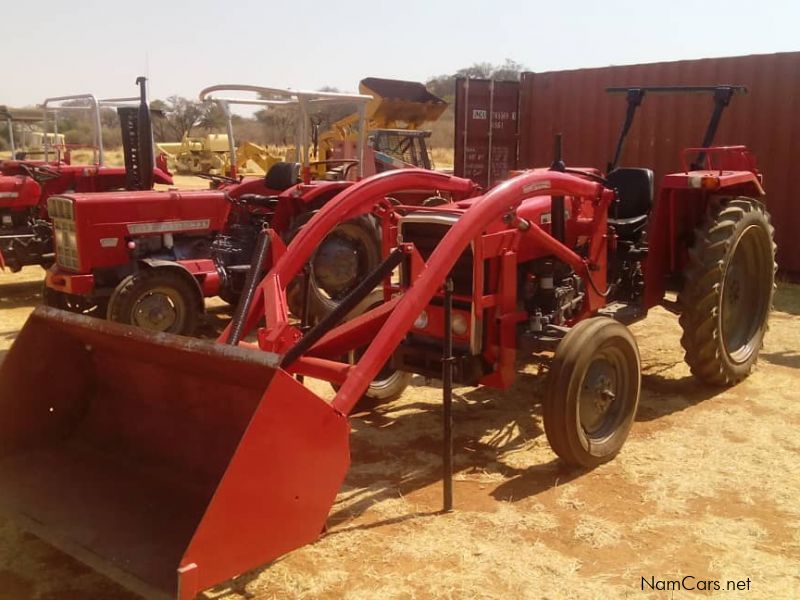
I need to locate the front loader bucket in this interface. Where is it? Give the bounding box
[0,307,350,599]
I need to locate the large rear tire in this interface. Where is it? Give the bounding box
[107,268,200,336]
[678,197,776,386]
[287,215,381,322]
[543,317,641,468]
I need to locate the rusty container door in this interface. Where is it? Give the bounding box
[454,78,520,189]
[518,51,800,274]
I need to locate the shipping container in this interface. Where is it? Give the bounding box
[453,78,520,188]
[516,51,800,274]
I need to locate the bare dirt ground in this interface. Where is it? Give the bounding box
[0,268,798,599]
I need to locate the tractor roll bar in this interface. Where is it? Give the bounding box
[606,85,747,171]
[40,94,141,165]
[0,107,44,156]
[199,84,372,178]
[42,94,103,164]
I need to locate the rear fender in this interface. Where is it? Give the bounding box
[138,259,206,314]
[643,174,765,308]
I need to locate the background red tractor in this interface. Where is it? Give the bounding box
[0,77,173,272]
[42,85,381,332]
[42,83,456,334]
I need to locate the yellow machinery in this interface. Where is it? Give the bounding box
[157,133,233,175]
[155,78,447,178]
[1,106,66,159]
[157,133,282,178]
[318,77,448,175]
[234,140,283,175]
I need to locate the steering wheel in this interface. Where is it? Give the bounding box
[196,172,241,186]
[20,163,62,183]
[309,159,360,179]
[562,167,611,188]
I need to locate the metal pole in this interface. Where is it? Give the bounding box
[693,87,735,170]
[486,80,495,187]
[356,102,366,179]
[43,109,49,162]
[550,134,566,243]
[296,264,314,384]
[226,227,271,346]
[462,79,470,178]
[608,88,645,172]
[442,277,454,513]
[90,95,104,166]
[7,117,15,157]
[221,100,237,177]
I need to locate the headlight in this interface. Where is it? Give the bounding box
[451,313,468,336]
[413,311,429,330]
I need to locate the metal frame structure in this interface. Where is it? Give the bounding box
[40,94,143,165]
[199,85,371,179]
[606,85,747,172]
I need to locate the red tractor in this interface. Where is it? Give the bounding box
[0,85,776,599]
[0,77,173,272]
[42,84,451,334]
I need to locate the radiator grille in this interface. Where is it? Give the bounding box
[48,196,80,270]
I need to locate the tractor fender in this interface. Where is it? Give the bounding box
[137,258,206,314]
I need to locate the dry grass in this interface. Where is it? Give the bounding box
[430,147,454,170]
[0,271,799,599]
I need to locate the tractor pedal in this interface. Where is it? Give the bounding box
[597,301,646,324]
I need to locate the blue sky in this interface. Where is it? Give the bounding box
[2,0,798,106]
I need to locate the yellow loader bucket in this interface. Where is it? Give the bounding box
[0,307,350,599]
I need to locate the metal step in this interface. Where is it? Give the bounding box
[597,301,646,324]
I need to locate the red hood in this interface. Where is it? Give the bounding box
[0,174,42,210]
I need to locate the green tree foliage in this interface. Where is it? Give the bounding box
[152,96,203,141]
[425,59,526,150]
[254,86,357,146]
[426,59,526,101]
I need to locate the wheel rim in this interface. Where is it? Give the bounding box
[311,223,373,301]
[720,225,771,364]
[131,286,186,332]
[578,347,631,442]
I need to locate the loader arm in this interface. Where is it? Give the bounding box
[219,169,479,342]
[252,169,610,416]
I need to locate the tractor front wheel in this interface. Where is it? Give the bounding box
[679,197,776,386]
[543,317,641,468]
[329,290,412,403]
[107,268,200,336]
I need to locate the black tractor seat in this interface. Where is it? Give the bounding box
[606,167,654,240]
[265,161,301,191]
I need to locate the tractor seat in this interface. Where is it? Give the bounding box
[238,194,279,208]
[264,161,301,191]
[607,168,654,240]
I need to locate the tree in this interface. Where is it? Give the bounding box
[426,59,526,100]
[198,101,228,132]
[154,96,203,141]
[255,85,356,146]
